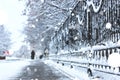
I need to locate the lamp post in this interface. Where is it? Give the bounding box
[106,22,112,29]
[105,21,119,43]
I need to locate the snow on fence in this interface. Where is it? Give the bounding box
[51,59,120,76]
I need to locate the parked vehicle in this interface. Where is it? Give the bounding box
[0,55,6,60]
[0,50,9,60]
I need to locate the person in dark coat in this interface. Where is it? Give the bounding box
[31,50,35,59]
[39,54,43,59]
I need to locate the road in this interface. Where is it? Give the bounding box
[11,60,72,80]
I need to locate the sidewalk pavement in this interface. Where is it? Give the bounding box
[11,60,72,80]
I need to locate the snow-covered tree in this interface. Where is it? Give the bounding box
[18,45,30,58]
[0,25,11,54]
[22,0,77,52]
[22,0,120,52]
[12,45,30,58]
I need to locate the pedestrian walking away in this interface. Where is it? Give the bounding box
[31,50,35,59]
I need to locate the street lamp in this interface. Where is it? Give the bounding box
[106,22,112,29]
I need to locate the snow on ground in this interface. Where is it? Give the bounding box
[0,57,30,80]
[44,59,120,80]
[0,56,119,80]
[44,60,90,80]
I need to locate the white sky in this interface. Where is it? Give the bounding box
[0,0,27,53]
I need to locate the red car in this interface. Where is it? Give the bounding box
[0,51,9,60]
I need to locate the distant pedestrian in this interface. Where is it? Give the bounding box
[87,63,93,77]
[39,54,43,59]
[31,50,35,59]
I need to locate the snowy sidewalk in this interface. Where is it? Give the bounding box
[11,59,72,80]
[1,58,120,80]
[44,60,90,80]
